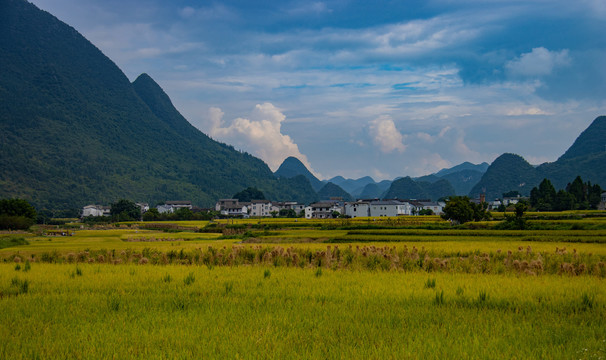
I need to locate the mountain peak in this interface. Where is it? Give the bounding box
[558,116,606,161]
[274,157,323,191]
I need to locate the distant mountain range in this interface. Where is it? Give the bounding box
[275,115,606,202]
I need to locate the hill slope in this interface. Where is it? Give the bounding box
[317,183,353,202]
[470,117,606,200]
[435,162,489,177]
[469,153,540,200]
[274,157,323,191]
[0,0,310,212]
[558,116,606,161]
[383,177,455,201]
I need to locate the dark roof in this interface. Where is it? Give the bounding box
[370,200,406,206]
[310,202,339,208]
[166,200,192,205]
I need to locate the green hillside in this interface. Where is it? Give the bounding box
[0,0,311,213]
[470,117,606,200]
[317,183,353,202]
[383,177,455,201]
[558,116,606,161]
[469,153,540,200]
[274,157,324,191]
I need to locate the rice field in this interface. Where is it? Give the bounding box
[1,213,605,358]
[1,264,604,359]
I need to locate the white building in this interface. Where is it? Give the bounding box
[411,201,445,215]
[220,205,249,217]
[158,201,192,214]
[249,200,273,217]
[136,203,149,213]
[344,201,371,218]
[369,200,413,217]
[166,201,192,209]
[502,197,520,207]
[272,201,305,215]
[157,204,174,214]
[81,205,110,217]
[305,202,343,219]
[215,199,238,212]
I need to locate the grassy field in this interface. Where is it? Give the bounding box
[1,264,604,359]
[1,213,605,358]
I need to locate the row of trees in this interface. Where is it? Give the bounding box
[0,198,37,230]
[530,176,602,211]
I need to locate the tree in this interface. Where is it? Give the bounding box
[554,190,575,211]
[497,202,527,230]
[110,199,140,221]
[0,198,37,230]
[142,208,160,221]
[530,179,556,211]
[502,190,520,198]
[173,207,193,220]
[418,209,434,215]
[567,176,587,208]
[232,187,265,202]
[471,201,491,221]
[279,208,297,218]
[441,196,475,224]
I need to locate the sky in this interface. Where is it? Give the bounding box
[30,0,606,180]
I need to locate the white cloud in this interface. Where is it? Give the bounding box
[505,47,571,77]
[207,103,315,173]
[179,6,196,18]
[368,116,407,153]
[506,107,552,116]
[287,2,332,15]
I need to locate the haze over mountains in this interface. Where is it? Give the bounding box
[1,0,605,213]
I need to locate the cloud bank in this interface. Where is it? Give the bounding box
[208,103,314,174]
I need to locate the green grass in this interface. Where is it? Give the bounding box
[2,215,606,358]
[0,264,604,359]
[0,236,28,249]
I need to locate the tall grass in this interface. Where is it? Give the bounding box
[0,264,603,359]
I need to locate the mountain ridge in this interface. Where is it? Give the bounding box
[0,0,312,212]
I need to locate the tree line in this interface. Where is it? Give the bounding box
[530,176,602,211]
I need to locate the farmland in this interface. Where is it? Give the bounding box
[1,212,605,358]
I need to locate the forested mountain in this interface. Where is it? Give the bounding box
[382,177,455,201]
[469,154,540,200]
[328,176,376,196]
[435,162,489,177]
[317,183,353,202]
[0,0,312,213]
[274,157,323,191]
[414,162,487,195]
[471,116,606,200]
[557,116,606,161]
[439,170,486,196]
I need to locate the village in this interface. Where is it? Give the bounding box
[80,194,533,220]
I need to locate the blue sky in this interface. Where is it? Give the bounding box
[30,0,606,180]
